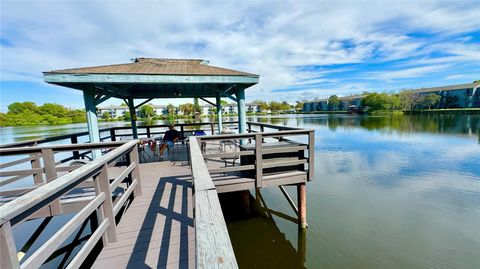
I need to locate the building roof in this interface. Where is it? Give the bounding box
[409,82,478,94]
[45,58,257,77]
[303,82,479,104]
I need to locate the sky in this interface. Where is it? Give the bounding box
[1,0,479,111]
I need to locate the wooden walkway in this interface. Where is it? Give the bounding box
[92,162,195,269]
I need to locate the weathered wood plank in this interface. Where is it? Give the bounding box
[21,193,105,269]
[65,219,110,269]
[255,134,263,188]
[308,130,315,181]
[0,222,20,269]
[190,138,215,191]
[93,164,117,243]
[113,179,138,216]
[109,163,136,191]
[42,148,62,215]
[202,150,254,158]
[208,165,254,174]
[195,189,238,268]
[128,145,142,197]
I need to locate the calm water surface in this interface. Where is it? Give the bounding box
[228,114,480,269]
[1,114,479,268]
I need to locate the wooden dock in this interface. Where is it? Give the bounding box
[0,121,314,269]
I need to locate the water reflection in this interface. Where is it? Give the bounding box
[239,114,480,269]
[220,191,306,269]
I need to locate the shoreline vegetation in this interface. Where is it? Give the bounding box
[1,101,479,127]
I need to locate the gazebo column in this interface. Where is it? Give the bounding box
[216,93,223,133]
[236,87,247,134]
[127,98,138,139]
[83,87,101,159]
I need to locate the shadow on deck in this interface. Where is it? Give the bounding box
[92,162,195,269]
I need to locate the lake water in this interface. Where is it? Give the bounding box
[1,114,479,268]
[228,114,480,269]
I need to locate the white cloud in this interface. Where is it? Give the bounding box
[1,0,479,104]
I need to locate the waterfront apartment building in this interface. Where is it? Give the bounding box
[302,82,480,112]
[98,102,263,118]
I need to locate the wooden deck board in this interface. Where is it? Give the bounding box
[92,162,195,269]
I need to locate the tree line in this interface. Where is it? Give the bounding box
[0,102,86,126]
[325,90,445,112]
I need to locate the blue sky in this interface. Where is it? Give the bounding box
[1,0,479,111]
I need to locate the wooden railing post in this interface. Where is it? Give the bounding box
[210,122,214,135]
[41,148,62,215]
[308,131,315,181]
[71,135,80,159]
[110,129,116,142]
[93,164,117,244]
[180,125,185,139]
[129,145,142,197]
[0,222,21,269]
[30,153,43,185]
[260,125,265,142]
[146,126,151,138]
[255,134,263,188]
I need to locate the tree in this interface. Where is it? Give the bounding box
[255,101,269,112]
[295,101,304,111]
[7,102,38,114]
[328,95,340,111]
[123,111,131,121]
[1,102,86,126]
[179,103,194,116]
[399,90,422,110]
[101,111,111,120]
[421,93,441,109]
[361,92,397,111]
[139,104,155,119]
[166,104,176,115]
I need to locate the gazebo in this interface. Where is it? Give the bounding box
[43,58,259,157]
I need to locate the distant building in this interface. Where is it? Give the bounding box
[97,104,166,118]
[302,82,480,112]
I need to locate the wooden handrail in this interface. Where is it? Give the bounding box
[189,137,238,268]
[0,140,142,268]
[0,140,138,226]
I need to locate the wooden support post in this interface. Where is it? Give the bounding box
[297,183,307,229]
[308,131,315,181]
[42,148,62,215]
[110,129,116,142]
[216,93,223,133]
[210,122,214,135]
[127,98,138,139]
[129,145,142,197]
[255,134,263,188]
[298,229,307,264]
[146,126,151,138]
[83,87,101,159]
[71,135,80,159]
[93,164,117,244]
[180,126,185,140]
[0,222,21,269]
[260,125,265,142]
[236,88,246,134]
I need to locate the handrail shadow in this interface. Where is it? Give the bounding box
[126,174,193,268]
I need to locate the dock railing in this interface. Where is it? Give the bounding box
[189,137,238,269]
[198,127,315,187]
[0,140,142,269]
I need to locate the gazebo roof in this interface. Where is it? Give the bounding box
[43,58,259,99]
[45,58,257,77]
